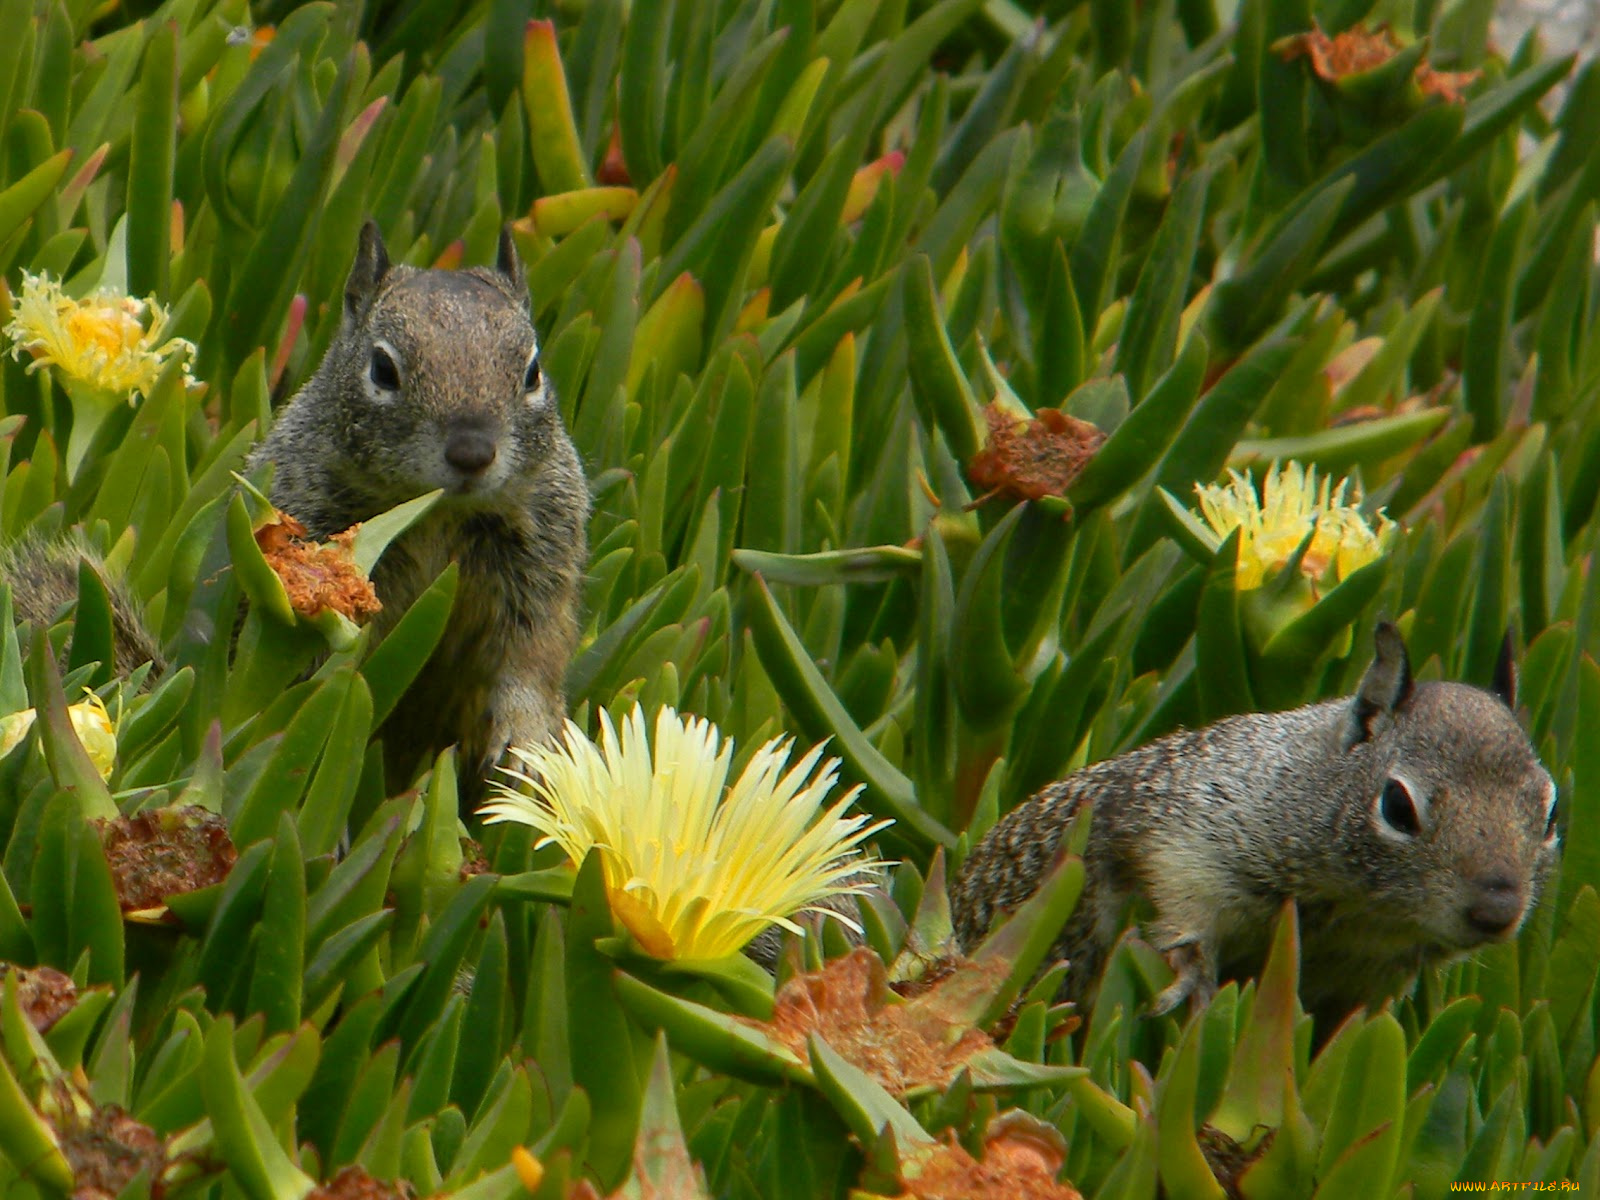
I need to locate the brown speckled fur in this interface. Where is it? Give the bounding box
[2,536,163,679]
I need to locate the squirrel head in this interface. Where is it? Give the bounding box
[1340,623,1557,954]
[326,220,567,506]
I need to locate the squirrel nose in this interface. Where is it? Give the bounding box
[1466,877,1525,938]
[445,427,498,475]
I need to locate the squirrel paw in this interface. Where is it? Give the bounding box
[1148,939,1216,1017]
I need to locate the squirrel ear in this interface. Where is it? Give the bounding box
[1492,627,1518,710]
[1344,621,1414,748]
[495,225,529,310]
[345,220,391,320]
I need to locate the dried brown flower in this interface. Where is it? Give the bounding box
[1,964,78,1032]
[48,1096,164,1200]
[754,947,1003,1095]
[967,404,1105,503]
[97,808,237,914]
[1275,24,1479,101]
[310,1166,415,1200]
[256,513,382,623]
[459,837,492,880]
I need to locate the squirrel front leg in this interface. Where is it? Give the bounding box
[1147,931,1218,1016]
[1139,857,1225,1016]
[478,619,573,781]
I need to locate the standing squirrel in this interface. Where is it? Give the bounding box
[951,624,1558,1025]
[251,221,589,803]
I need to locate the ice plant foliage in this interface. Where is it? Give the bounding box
[0,2,1591,1196]
[481,705,891,960]
[1193,461,1396,590]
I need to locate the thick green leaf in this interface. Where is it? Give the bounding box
[127,19,176,298]
[746,574,953,852]
[199,1018,317,1200]
[612,971,808,1087]
[1115,166,1210,399]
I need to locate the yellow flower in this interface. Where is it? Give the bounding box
[1193,461,1396,591]
[68,692,118,780]
[480,705,891,961]
[0,692,117,781]
[0,709,32,760]
[3,271,196,477]
[4,271,194,398]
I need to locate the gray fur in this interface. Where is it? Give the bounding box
[1,534,164,678]
[951,625,1558,1026]
[249,222,588,804]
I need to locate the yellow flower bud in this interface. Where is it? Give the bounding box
[0,708,37,760]
[510,1147,544,1192]
[67,693,117,781]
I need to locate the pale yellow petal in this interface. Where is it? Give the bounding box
[480,704,892,960]
[0,709,37,759]
[67,694,116,780]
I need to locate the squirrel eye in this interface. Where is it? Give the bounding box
[1544,796,1560,842]
[1379,777,1421,836]
[523,357,542,393]
[369,346,401,391]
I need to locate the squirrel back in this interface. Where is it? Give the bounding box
[251,222,589,802]
[952,624,1558,1026]
[1,534,163,680]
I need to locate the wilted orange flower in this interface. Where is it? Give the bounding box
[890,1112,1081,1200]
[968,403,1105,503]
[755,946,1004,1095]
[256,513,382,623]
[1276,23,1479,102]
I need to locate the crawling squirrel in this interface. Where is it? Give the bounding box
[951,624,1558,1026]
[251,222,588,801]
[2,538,162,679]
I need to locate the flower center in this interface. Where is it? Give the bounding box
[65,304,144,361]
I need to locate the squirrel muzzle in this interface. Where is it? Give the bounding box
[1464,875,1527,940]
[445,425,499,476]
[441,414,506,491]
